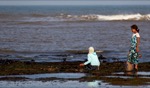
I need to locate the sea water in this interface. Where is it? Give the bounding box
[0,5,150,62]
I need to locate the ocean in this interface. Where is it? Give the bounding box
[0,5,150,62]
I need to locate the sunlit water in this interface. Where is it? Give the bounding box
[0,72,149,88]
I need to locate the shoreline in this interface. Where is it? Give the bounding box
[0,59,150,75]
[0,59,150,86]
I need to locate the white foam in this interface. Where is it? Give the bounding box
[65,13,150,21]
[22,13,150,22]
[97,14,142,21]
[146,14,150,20]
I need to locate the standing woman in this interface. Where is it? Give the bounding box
[127,24,140,71]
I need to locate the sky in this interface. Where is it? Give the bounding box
[0,0,150,5]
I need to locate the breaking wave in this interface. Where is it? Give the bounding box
[3,13,150,22]
[58,13,150,21]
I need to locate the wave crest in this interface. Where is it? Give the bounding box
[21,13,150,22]
[58,13,150,21]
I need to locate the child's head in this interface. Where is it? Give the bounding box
[131,24,139,33]
[89,47,94,54]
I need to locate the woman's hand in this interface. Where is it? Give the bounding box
[136,47,139,52]
[79,63,84,67]
[138,54,142,58]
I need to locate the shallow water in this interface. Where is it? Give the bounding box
[111,72,150,79]
[0,72,150,88]
[0,20,149,62]
[0,51,87,62]
[0,6,150,63]
[114,72,150,76]
[0,80,120,88]
[0,73,86,79]
[0,79,149,88]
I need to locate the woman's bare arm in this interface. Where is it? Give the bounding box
[136,37,140,52]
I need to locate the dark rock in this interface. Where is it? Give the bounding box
[31,59,35,62]
[98,54,106,60]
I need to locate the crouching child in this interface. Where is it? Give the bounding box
[80,47,100,71]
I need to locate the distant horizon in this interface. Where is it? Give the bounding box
[0,4,150,6]
[0,1,150,6]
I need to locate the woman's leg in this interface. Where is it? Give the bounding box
[135,64,138,70]
[126,61,133,71]
[133,52,139,70]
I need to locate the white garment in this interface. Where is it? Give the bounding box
[84,52,100,66]
[132,33,140,38]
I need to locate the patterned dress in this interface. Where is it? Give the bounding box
[128,35,139,64]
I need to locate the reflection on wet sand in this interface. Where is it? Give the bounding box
[125,71,137,76]
[87,81,107,88]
